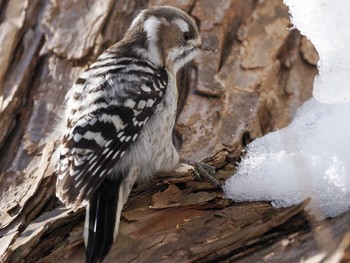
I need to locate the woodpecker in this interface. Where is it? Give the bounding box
[54,5,216,263]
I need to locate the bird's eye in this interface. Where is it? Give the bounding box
[183,32,193,41]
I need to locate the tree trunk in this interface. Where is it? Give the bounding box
[1,0,348,262]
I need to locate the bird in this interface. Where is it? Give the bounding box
[53,5,217,263]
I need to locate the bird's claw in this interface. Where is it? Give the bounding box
[182,158,222,188]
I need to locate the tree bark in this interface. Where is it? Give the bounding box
[1,0,347,263]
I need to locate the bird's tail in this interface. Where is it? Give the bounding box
[84,178,120,263]
[84,168,139,263]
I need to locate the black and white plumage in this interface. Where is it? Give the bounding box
[57,57,168,207]
[54,5,215,263]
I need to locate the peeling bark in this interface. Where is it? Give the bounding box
[1,0,347,263]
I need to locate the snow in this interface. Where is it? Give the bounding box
[224,0,350,219]
[224,99,350,218]
[284,0,350,103]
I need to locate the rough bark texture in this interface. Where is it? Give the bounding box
[1,0,348,262]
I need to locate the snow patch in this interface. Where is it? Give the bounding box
[224,0,350,219]
[284,0,350,103]
[224,99,350,218]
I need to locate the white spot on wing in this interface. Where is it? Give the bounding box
[100,169,107,177]
[146,99,154,107]
[138,100,146,109]
[100,114,125,130]
[73,133,83,142]
[105,140,113,147]
[83,131,106,147]
[89,155,97,164]
[88,161,98,172]
[74,171,84,181]
[92,165,101,176]
[90,118,97,125]
[140,85,152,93]
[153,83,160,91]
[124,99,136,108]
[106,150,113,158]
[112,150,120,159]
[103,148,110,154]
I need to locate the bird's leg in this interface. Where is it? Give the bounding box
[181,157,222,188]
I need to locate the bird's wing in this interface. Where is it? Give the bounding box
[56,59,168,208]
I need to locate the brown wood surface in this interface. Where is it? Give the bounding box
[1,0,348,263]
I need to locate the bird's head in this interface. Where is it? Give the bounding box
[123,6,215,74]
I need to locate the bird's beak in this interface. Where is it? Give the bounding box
[191,39,218,52]
[199,44,218,52]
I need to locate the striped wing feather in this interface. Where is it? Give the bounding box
[56,58,167,208]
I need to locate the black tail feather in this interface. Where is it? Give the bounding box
[85,179,121,263]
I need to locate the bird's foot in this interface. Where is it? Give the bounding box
[182,158,222,188]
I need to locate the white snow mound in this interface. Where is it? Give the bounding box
[224,99,350,218]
